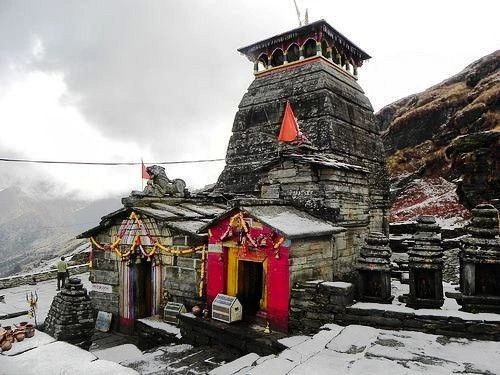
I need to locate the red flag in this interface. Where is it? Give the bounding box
[278,101,299,143]
[141,160,150,179]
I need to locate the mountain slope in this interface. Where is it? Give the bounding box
[377,51,499,225]
[0,187,121,276]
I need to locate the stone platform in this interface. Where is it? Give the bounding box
[179,313,287,356]
[334,303,500,341]
[135,316,181,350]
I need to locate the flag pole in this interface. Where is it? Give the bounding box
[141,159,144,190]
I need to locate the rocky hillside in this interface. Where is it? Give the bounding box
[0,187,121,277]
[377,51,499,226]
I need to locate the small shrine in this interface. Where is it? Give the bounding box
[451,204,500,312]
[406,216,444,309]
[78,167,227,333]
[203,203,345,332]
[44,278,95,350]
[356,232,393,303]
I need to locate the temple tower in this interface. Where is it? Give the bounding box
[214,20,389,278]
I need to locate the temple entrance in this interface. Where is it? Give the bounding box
[133,260,152,319]
[414,269,436,299]
[475,264,500,296]
[237,260,264,316]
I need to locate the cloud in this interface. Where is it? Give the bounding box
[0,0,498,199]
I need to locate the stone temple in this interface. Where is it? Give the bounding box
[214,19,390,279]
[78,19,390,334]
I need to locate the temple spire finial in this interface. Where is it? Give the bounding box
[293,0,302,26]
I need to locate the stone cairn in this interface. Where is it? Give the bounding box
[44,278,95,350]
[356,232,394,303]
[452,204,500,312]
[407,216,444,309]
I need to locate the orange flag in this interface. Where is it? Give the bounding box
[278,101,299,143]
[141,160,150,179]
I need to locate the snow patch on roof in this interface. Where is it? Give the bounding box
[242,205,344,238]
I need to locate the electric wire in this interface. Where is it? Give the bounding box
[0,157,225,166]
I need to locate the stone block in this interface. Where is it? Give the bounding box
[89,270,119,285]
[261,184,280,199]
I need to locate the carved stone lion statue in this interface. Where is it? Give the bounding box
[131,165,186,197]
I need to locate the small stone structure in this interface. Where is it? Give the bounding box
[407,216,444,309]
[44,277,95,350]
[205,204,346,332]
[450,204,500,312]
[356,232,393,303]
[78,197,225,334]
[288,280,354,334]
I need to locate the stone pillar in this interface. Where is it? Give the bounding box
[283,51,288,64]
[316,41,322,56]
[407,216,444,309]
[253,60,259,74]
[451,204,500,312]
[333,52,341,65]
[345,60,351,73]
[299,46,304,60]
[353,65,358,77]
[356,232,393,303]
[44,278,95,350]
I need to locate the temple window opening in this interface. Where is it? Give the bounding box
[286,43,300,63]
[256,54,268,72]
[303,38,317,58]
[270,49,285,67]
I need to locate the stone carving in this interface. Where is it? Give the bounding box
[132,165,186,197]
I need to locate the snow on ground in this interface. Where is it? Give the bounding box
[390,177,470,227]
[137,317,181,338]
[210,324,500,375]
[3,273,500,374]
[0,273,92,327]
[93,343,144,364]
[357,280,500,322]
[1,339,137,374]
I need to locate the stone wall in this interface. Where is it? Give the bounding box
[163,253,204,309]
[262,157,371,280]
[335,306,500,341]
[288,280,500,341]
[0,264,89,289]
[179,313,287,356]
[88,249,120,316]
[262,159,371,226]
[289,280,354,334]
[289,237,333,284]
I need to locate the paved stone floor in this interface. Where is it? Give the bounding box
[122,343,239,374]
[90,330,139,351]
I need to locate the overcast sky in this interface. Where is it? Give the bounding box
[0,0,498,200]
